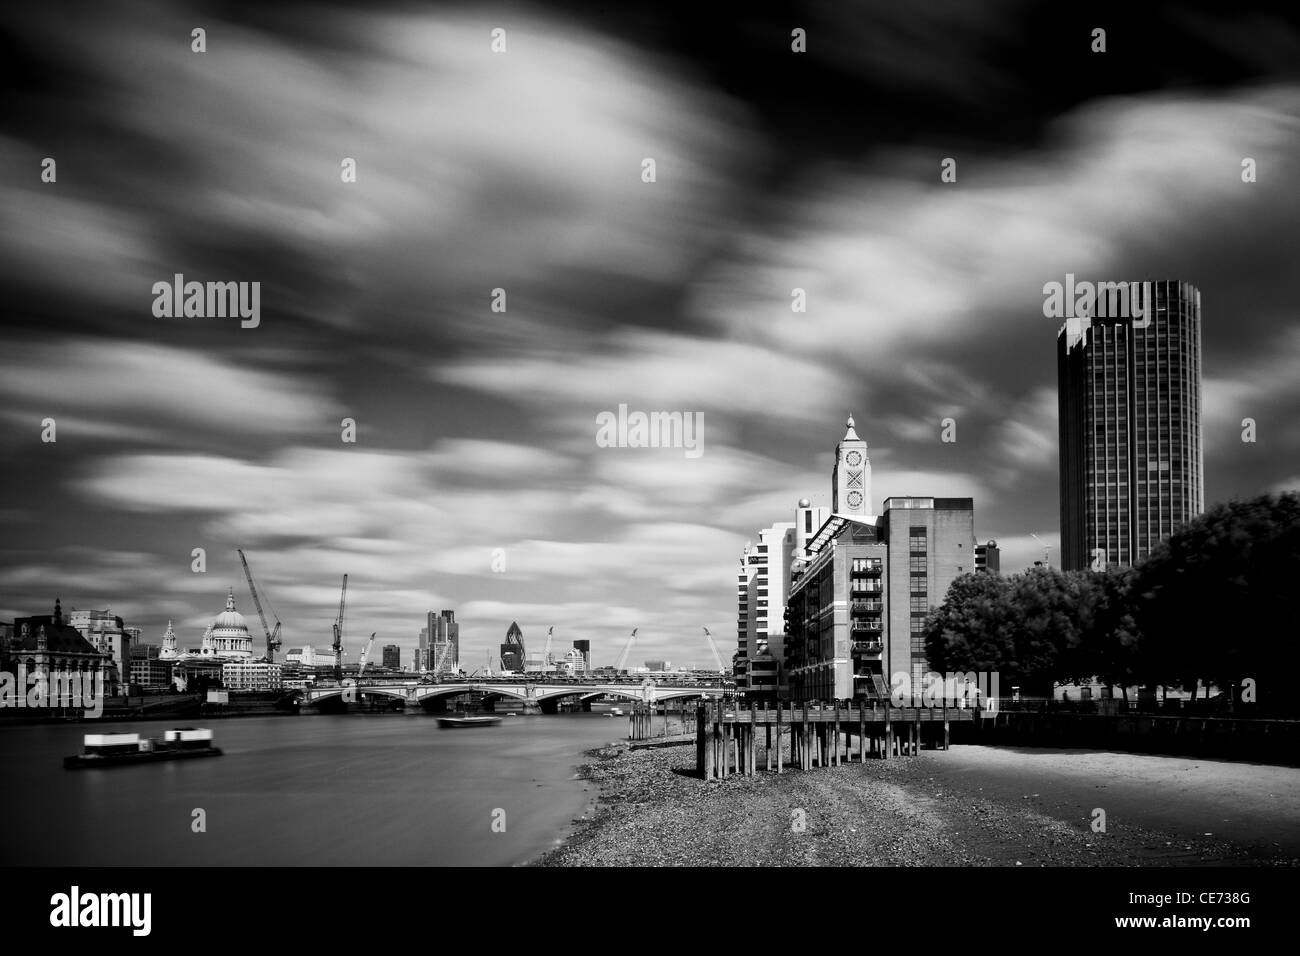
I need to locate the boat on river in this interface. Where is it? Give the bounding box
[437,714,503,728]
[64,728,222,768]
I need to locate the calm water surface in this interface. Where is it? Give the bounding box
[0,709,627,866]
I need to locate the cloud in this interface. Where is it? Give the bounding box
[0,338,338,445]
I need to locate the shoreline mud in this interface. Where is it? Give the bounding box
[533,740,1300,867]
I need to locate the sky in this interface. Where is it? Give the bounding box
[2,0,1299,670]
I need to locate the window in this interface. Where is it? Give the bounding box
[909,554,926,572]
[909,596,929,613]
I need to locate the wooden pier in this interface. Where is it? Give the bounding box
[695,701,979,779]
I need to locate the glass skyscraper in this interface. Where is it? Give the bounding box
[1057,279,1204,570]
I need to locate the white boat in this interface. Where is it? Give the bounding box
[610,707,624,716]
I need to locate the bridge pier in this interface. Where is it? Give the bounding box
[522,699,542,715]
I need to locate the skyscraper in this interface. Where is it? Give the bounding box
[427,610,459,675]
[382,644,400,670]
[500,621,526,672]
[1057,279,1203,570]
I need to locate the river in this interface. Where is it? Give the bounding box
[0,709,627,866]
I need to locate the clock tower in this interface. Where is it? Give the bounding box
[832,415,871,516]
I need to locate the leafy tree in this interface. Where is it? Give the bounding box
[1128,491,1300,710]
[924,571,1016,677]
[925,568,1084,697]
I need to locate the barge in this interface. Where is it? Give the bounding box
[64,728,222,768]
[437,715,503,728]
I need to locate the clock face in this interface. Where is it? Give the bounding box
[847,490,864,508]
[845,451,863,467]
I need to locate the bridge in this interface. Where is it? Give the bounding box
[299,678,728,713]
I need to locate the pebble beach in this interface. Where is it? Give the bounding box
[533,739,1300,867]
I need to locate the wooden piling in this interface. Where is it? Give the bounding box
[698,704,711,779]
[715,708,725,778]
[765,702,773,772]
[832,702,840,767]
[776,704,784,774]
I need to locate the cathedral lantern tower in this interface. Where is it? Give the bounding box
[160,620,178,660]
[832,415,871,516]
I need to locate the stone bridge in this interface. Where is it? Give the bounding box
[299,679,726,713]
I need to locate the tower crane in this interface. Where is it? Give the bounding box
[1030,533,1052,568]
[238,549,282,662]
[332,574,347,683]
[357,632,377,677]
[613,628,638,674]
[701,626,725,674]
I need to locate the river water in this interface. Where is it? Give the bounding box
[0,709,628,866]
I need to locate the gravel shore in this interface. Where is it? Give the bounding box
[533,740,1299,867]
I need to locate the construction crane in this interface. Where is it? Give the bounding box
[356,632,376,677]
[238,549,282,662]
[1030,533,1051,568]
[332,574,347,682]
[701,626,725,674]
[431,633,454,677]
[613,628,638,674]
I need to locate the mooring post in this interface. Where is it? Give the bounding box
[883,707,892,760]
[943,703,950,750]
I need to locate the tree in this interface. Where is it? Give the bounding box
[924,571,1016,677]
[924,569,1069,697]
[1128,491,1300,711]
[1075,568,1145,702]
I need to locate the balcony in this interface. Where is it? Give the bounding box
[851,600,882,614]
[852,640,883,654]
[851,620,882,633]
[852,565,883,577]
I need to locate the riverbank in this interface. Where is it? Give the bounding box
[533,740,1300,866]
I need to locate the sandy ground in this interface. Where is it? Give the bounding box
[534,741,1300,867]
[928,746,1300,860]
